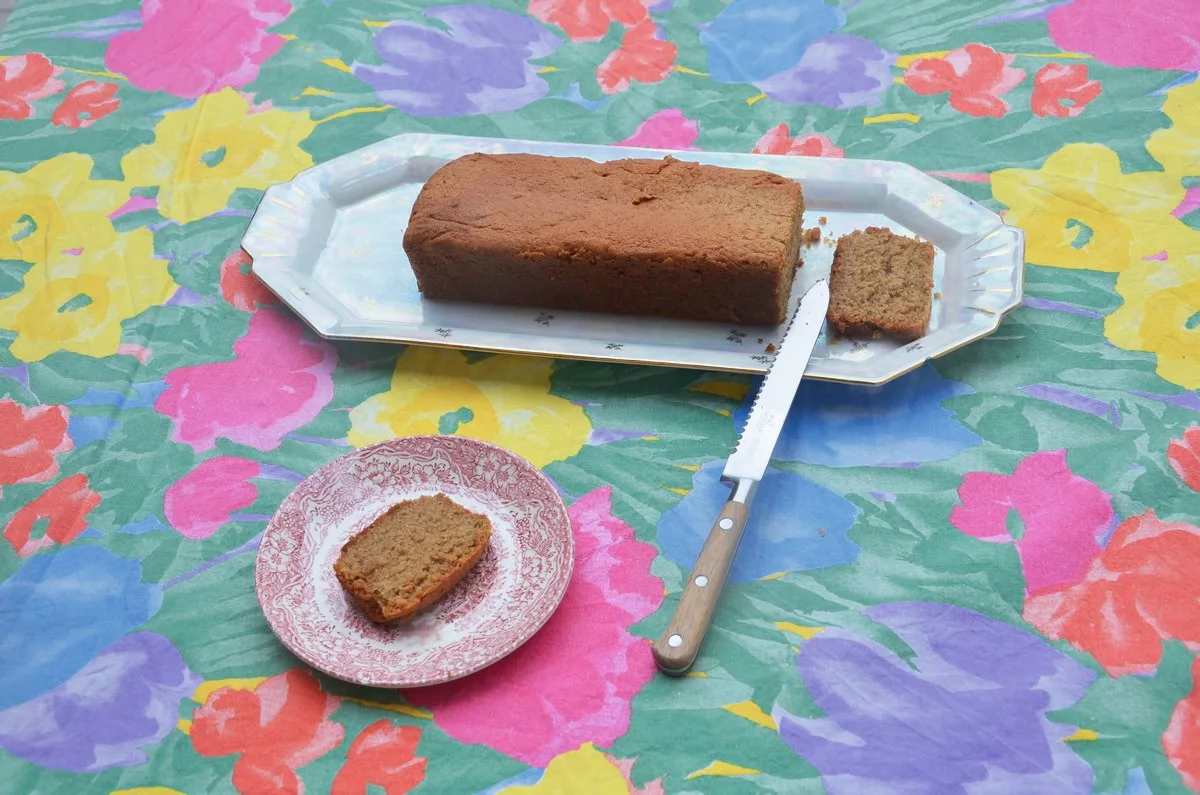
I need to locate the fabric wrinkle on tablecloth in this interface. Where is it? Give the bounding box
[1,0,1199,792]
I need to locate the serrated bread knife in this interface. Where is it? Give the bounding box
[652,279,830,675]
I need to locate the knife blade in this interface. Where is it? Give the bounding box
[652,279,830,675]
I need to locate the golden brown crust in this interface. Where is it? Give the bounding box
[402,153,805,326]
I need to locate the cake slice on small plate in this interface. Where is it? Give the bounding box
[255,435,573,688]
[334,494,492,623]
[827,226,934,342]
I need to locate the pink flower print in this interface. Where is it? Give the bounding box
[617,108,699,150]
[164,456,260,540]
[407,486,663,766]
[105,0,292,99]
[1048,0,1200,72]
[155,310,336,452]
[753,124,845,157]
[949,450,1112,595]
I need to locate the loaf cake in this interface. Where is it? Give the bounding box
[403,153,805,326]
[827,227,934,342]
[334,494,492,623]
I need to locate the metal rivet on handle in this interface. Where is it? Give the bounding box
[694,575,709,587]
[719,518,734,530]
[668,634,683,648]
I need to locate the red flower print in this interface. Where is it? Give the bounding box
[904,43,1025,118]
[51,81,120,128]
[1164,656,1200,791]
[3,474,101,557]
[950,450,1112,595]
[0,54,65,120]
[330,721,427,795]
[1168,426,1200,492]
[528,0,653,42]
[0,400,72,489]
[221,250,279,312]
[596,19,677,95]
[1030,63,1101,118]
[1024,510,1200,676]
[190,670,343,795]
[164,456,260,540]
[753,124,845,157]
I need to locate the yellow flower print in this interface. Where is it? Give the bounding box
[1107,249,1200,390]
[121,88,316,225]
[348,347,591,469]
[0,153,128,264]
[1147,78,1200,181]
[992,143,1192,272]
[0,229,177,362]
[502,744,632,793]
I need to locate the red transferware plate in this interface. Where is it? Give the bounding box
[255,435,573,687]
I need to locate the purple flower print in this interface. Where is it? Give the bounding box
[755,34,896,109]
[0,633,198,773]
[353,5,561,117]
[776,602,1096,794]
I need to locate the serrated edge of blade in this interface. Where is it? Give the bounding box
[724,280,829,480]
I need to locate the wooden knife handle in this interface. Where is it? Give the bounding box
[652,500,751,675]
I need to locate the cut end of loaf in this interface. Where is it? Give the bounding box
[827,226,934,343]
[334,493,492,623]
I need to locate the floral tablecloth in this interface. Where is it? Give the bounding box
[2,0,1199,793]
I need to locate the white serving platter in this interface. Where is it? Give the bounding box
[243,134,1023,385]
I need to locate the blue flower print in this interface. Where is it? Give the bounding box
[0,632,197,772]
[701,0,845,84]
[0,545,162,709]
[734,365,981,468]
[657,460,859,582]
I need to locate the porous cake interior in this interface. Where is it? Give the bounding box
[828,227,934,340]
[336,494,491,614]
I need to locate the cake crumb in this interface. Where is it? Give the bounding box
[765,342,777,353]
[802,227,821,246]
[819,216,828,226]
[757,338,764,344]
[933,291,943,299]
